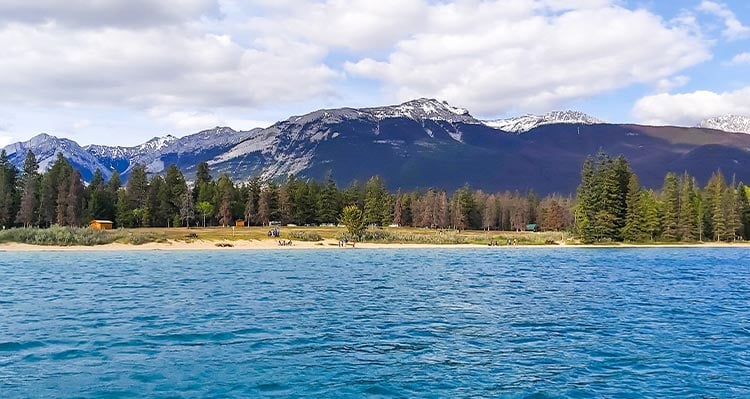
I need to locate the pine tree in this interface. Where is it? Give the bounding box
[724,185,741,241]
[0,150,18,228]
[575,156,597,243]
[244,186,257,226]
[621,174,647,242]
[193,162,212,200]
[738,184,750,240]
[66,170,85,226]
[642,190,661,241]
[707,171,728,241]
[364,176,388,226]
[678,173,699,241]
[317,172,340,224]
[15,150,40,227]
[661,172,680,241]
[258,187,271,226]
[164,164,188,223]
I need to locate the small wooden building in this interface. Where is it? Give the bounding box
[89,220,114,230]
[235,219,245,227]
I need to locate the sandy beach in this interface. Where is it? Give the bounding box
[2,239,749,252]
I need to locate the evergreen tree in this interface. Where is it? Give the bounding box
[258,187,271,226]
[164,164,188,223]
[640,190,660,241]
[193,162,212,200]
[724,185,741,241]
[244,185,258,226]
[146,175,166,226]
[738,184,750,240]
[364,176,389,226]
[575,156,597,243]
[661,172,680,241]
[16,150,40,227]
[707,171,728,241]
[318,173,340,224]
[621,174,647,242]
[66,170,85,226]
[86,169,110,222]
[0,149,18,228]
[678,173,699,241]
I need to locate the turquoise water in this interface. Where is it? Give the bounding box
[1,249,749,398]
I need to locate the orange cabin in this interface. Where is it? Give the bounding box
[89,220,114,230]
[235,220,246,227]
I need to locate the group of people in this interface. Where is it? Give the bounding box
[267,227,281,237]
[338,237,355,247]
[488,239,518,246]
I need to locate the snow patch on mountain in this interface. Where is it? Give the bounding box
[3,133,111,180]
[484,111,604,133]
[86,135,178,160]
[363,98,479,124]
[697,115,750,134]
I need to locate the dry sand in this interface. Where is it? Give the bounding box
[1,239,749,252]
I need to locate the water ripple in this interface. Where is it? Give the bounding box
[0,248,749,397]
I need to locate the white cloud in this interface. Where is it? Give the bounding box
[728,52,750,65]
[149,108,270,132]
[345,1,710,116]
[243,0,429,52]
[655,75,690,93]
[698,1,750,40]
[633,87,750,125]
[0,0,221,28]
[0,22,338,111]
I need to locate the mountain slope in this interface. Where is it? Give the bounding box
[4,99,750,194]
[3,134,111,181]
[483,111,603,132]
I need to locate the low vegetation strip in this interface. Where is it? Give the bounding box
[0,226,123,246]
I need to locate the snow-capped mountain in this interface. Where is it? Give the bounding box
[5,99,750,193]
[2,133,112,181]
[363,98,479,124]
[698,115,750,134]
[85,135,178,160]
[484,111,604,133]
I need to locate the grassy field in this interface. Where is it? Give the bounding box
[127,225,569,246]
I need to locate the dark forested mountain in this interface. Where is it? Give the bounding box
[4,98,750,194]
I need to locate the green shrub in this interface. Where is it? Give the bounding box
[124,232,167,245]
[288,231,323,241]
[0,226,125,246]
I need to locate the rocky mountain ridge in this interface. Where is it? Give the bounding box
[3,99,750,193]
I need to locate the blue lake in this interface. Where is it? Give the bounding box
[1,248,749,398]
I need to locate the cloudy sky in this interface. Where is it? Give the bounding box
[0,0,748,147]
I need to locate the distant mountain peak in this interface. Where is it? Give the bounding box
[483,110,604,133]
[697,115,750,134]
[363,98,479,124]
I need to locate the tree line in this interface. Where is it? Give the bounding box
[1,148,748,242]
[575,152,750,243]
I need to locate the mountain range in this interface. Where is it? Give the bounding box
[4,98,750,194]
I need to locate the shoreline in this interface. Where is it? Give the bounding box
[2,239,750,252]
